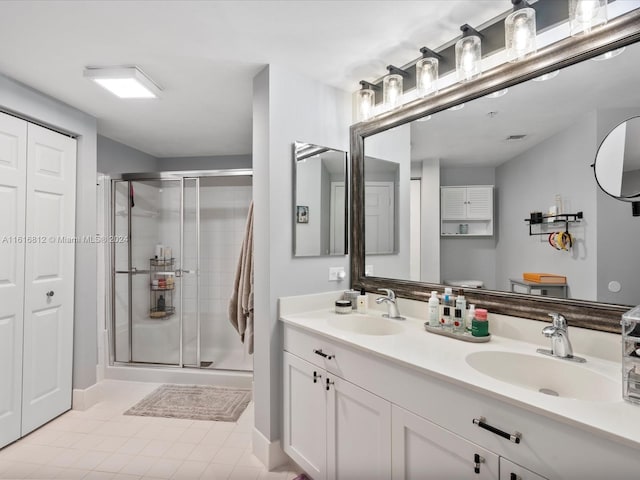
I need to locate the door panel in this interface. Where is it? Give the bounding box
[0,112,27,448]
[22,124,76,435]
[392,405,499,480]
[364,182,394,254]
[327,376,391,480]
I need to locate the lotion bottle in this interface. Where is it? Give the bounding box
[428,291,440,326]
[454,294,467,333]
[357,288,368,314]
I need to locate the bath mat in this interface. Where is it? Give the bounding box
[124,384,252,422]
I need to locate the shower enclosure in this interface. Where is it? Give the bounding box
[110,170,252,371]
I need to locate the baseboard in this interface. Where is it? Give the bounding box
[252,427,290,470]
[72,382,103,410]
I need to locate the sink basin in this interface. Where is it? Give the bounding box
[328,314,404,336]
[466,351,619,402]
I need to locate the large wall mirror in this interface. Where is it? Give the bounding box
[293,142,348,257]
[351,10,640,333]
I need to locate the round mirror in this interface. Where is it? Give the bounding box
[594,116,640,200]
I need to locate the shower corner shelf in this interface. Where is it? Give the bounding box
[149,258,175,319]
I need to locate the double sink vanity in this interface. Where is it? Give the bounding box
[280,291,640,480]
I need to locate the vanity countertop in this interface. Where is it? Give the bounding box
[280,304,640,449]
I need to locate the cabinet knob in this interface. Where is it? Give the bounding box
[46,291,54,298]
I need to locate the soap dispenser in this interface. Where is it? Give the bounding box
[357,288,368,314]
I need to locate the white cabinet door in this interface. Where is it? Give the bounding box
[466,187,493,219]
[441,187,466,219]
[21,124,76,435]
[392,405,499,480]
[500,458,548,480]
[327,375,391,480]
[283,352,327,480]
[0,112,27,449]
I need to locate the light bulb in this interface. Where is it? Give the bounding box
[416,57,439,97]
[505,4,536,62]
[357,88,375,121]
[569,0,607,36]
[455,33,481,82]
[383,74,403,110]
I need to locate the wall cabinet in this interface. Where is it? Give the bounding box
[0,111,77,449]
[283,351,392,480]
[441,186,494,236]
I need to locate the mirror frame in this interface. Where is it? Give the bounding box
[350,9,640,334]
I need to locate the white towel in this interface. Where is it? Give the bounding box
[228,201,254,354]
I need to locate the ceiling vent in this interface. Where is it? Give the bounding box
[506,134,527,141]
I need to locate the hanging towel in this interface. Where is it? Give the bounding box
[228,201,254,354]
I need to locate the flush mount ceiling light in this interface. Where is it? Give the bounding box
[505,0,537,62]
[84,66,162,98]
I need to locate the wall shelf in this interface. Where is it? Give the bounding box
[524,211,583,236]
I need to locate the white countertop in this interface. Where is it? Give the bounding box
[280,296,640,449]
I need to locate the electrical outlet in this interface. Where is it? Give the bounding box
[329,267,346,281]
[365,264,374,276]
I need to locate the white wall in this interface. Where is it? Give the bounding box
[0,73,98,390]
[157,154,252,171]
[295,158,323,255]
[252,65,351,448]
[97,135,158,174]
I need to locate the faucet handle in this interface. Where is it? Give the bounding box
[378,288,395,300]
[548,312,567,329]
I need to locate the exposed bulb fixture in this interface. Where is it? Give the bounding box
[532,70,559,82]
[83,66,161,98]
[486,88,509,99]
[356,81,378,121]
[592,46,625,61]
[383,65,409,110]
[505,0,536,62]
[416,47,441,97]
[569,0,607,36]
[455,24,483,83]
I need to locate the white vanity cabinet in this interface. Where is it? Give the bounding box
[392,405,499,479]
[441,185,494,236]
[283,350,392,480]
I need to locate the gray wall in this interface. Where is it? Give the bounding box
[0,73,98,389]
[596,107,640,305]
[97,135,158,174]
[495,114,598,300]
[440,167,497,289]
[253,65,351,443]
[157,154,251,171]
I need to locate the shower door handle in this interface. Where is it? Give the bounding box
[174,269,196,277]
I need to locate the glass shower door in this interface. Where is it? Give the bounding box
[112,178,184,366]
[181,178,200,367]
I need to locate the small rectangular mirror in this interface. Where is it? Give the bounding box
[293,142,348,257]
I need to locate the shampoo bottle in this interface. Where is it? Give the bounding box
[428,291,440,327]
[357,288,368,314]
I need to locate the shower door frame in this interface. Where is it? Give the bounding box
[109,169,253,369]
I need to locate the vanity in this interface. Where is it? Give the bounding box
[280,292,640,480]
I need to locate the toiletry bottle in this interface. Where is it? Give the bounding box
[157,294,166,312]
[472,308,489,337]
[428,291,440,327]
[357,288,368,314]
[454,293,467,333]
[441,287,453,330]
[155,243,163,260]
[467,304,476,333]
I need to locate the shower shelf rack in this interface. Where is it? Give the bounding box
[149,258,175,319]
[523,211,583,236]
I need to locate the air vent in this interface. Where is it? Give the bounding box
[506,134,527,141]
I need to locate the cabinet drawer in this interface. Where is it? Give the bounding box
[283,324,340,370]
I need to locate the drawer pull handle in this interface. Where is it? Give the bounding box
[326,378,334,391]
[313,349,334,360]
[313,371,321,383]
[510,474,520,480]
[473,453,484,474]
[473,417,521,444]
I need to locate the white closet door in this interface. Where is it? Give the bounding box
[21,124,76,435]
[0,112,27,448]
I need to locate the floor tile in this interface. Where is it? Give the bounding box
[200,462,234,480]
[95,453,135,473]
[163,443,196,461]
[169,460,208,479]
[229,465,262,480]
[143,458,182,479]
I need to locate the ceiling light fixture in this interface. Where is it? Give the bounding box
[84,66,162,99]
[532,70,560,82]
[455,24,483,83]
[505,0,537,62]
[416,47,441,97]
[447,103,465,112]
[383,65,409,110]
[592,46,625,61]
[356,81,379,121]
[569,0,607,36]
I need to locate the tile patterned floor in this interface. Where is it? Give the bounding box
[0,381,301,480]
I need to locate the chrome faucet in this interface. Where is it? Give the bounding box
[376,288,405,320]
[537,313,585,363]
